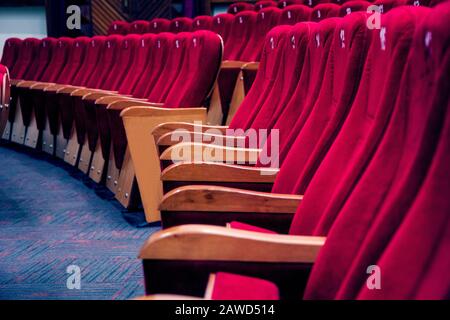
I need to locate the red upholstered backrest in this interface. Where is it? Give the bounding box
[117,34,155,95]
[54,37,89,84]
[38,37,72,83]
[99,35,138,91]
[223,11,258,60]
[130,20,150,34]
[252,18,336,153]
[228,2,254,14]
[339,0,371,16]
[107,21,131,35]
[229,25,294,129]
[241,7,282,61]
[303,5,447,300]
[405,0,431,5]
[193,15,213,30]
[133,33,175,99]
[149,18,171,34]
[211,14,234,45]
[374,0,408,13]
[304,0,333,7]
[86,35,123,88]
[254,0,278,11]
[272,13,372,187]
[288,7,429,238]
[24,37,56,81]
[146,33,192,103]
[278,5,312,26]
[311,3,341,21]
[71,36,106,86]
[163,30,223,108]
[1,38,22,71]
[169,17,193,33]
[10,38,40,79]
[278,0,307,8]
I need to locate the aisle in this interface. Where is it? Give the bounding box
[0,143,157,299]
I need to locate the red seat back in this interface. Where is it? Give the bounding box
[130,20,150,34]
[228,2,255,14]
[254,0,278,11]
[71,36,107,86]
[223,11,258,60]
[278,5,312,26]
[193,15,214,30]
[278,0,307,8]
[54,37,90,85]
[24,37,56,81]
[149,18,171,33]
[169,17,193,33]
[39,37,72,83]
[241,7,283,61]
[1,38,22,71]
[211,14,234,45]
[339,0,371,16]
[374,0,408,13]
[107,21,131,35]
[310,3,341,21]
[163,30,223,108]
[10,38,40,80]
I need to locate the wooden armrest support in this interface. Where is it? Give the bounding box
[140,224,324,263]
[95,95,147,106]
[160,142,261,164]
[160,185,301,213]
[107,100,162,111]
[162,162,278,183]
[121,106,208,223]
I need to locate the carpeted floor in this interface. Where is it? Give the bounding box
[0,143,159,300]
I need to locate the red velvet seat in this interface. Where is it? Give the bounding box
[149,18,171,34]
[107,20,131,35]
[254,0,279,11]
[223,11,258,61]
[227,2,255,14]
[278,5,312,26]
[9,38,40,80]
[339,0,371,16]
[211,14,234,45]
[373,0,408,13]
[169,17,193,33]
[310,3,341,21]
[0,38,22,71]
[192,15,213,31]
[130,20,150,34]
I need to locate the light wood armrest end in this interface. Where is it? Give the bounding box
[140,224,324,263]
[160,185,301,213]
[162,162,278,183]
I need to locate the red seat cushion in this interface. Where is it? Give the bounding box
[212,272,279,300]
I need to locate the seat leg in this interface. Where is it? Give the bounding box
[55,121,67,159]
[206,82,223,125]
[77,135,92,174]
[2,121,12,141]
[225,70,245,125]
[115,147,137,209]
[10,99,26,144]
[88,137,106,183]
[64,126,80,166]
[42,117,55,155]
[23,108,39,148]
[105,144,120,194]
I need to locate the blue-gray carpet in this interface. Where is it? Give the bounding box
[0,143,159,300]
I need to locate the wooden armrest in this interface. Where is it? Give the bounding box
[221,60,247,68]
[69,88,118,97]
[56,86,84,94]
[160,185,301,213]
[153,122,229,142]
[121,106,208,223]
[157,130,246,148]
[242,62,259,71]
[95,95,147,106]
[82,91,121,101]
[10,79,23,86]
[162,162,278,183]
[107,100,162,110]
[43,84,75,92]
[16,80,40,88]
[29,82,56,90]
[140,224,324,263]
[160,142,261,164]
